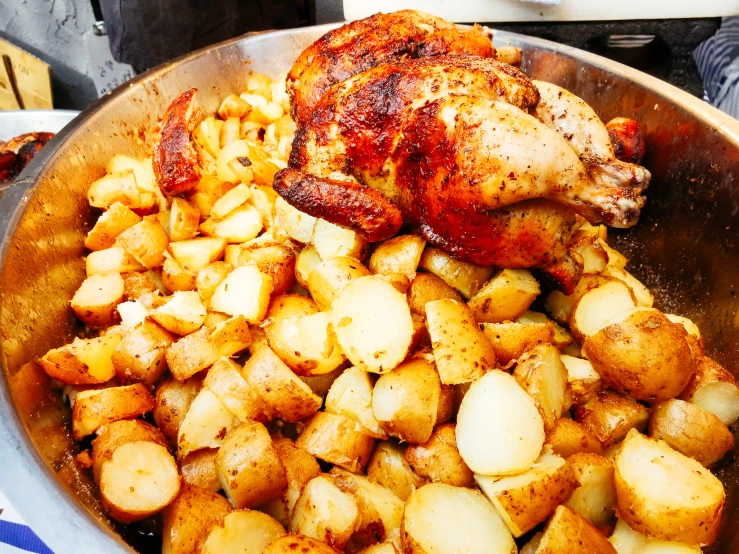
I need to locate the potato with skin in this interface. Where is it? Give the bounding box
[417,248,494,298]
[162,255,197,292]
[72,383,155,440]
[358,542,399,554]
[648,399,734,467]
[426,298,496,384]
[614,430,725,546]
[112,320,174,385]
[574,391,649,447]
[372,356,441,444]
[272,437,322,518]
[217,420,287,509]
[154,376,201,447]
[481,321,554,366]
[367,441,426,501]
[313,218,369,261]
[200,510,286,554]
[404,424,473,487]
[209,265,274,324]
[92,419,168,483]
[569,280,636,342]
[307,256,371,310]
[608,519,702,554]
[476,448,578,537]
[152,291,207,335]
[407,272,463,317]
[602,265,654,308]
[203,357,271,422]
[264,535,341,554]
[196,261,232,304]
[122,271,158,300]
[177,388,237,457]
[165,327,219,381]
[514,345,571,432]
[169,197,200,242]
[275,197,318,244]
[295,246,322,288]
[547,418,603,458]
[536,505,617,554]
[180,449,220,492]
[544,274,615,325]
[583,308,693,401]
[87,246,146,276]
[561,354,603,404]
[170,238,227,273]
[162,484,232,554]
[401,483,516,554]
[467,269,540,323]
[117,217,170,269]
[238,244,296,296]
[85,202,142,251]
[570,234,608,274]
[369,235,426,279]
[100,441,181,523]
[208,315,253,357]
[517,310,573,350]
[564,453,617,530]
[70,271,125,327]
[39,333,122,385]
[326,366,387,439]
[296,412,376,473]
[680,355,739,425]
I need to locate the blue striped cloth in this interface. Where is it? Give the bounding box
[0,492,53,554]
[694,17,739,118]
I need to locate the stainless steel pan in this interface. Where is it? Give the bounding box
[1,24,738,554]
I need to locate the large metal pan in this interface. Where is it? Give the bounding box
[1,23,738,554]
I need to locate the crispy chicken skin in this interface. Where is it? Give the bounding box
[606,117,646,164]
[153,88,203,196]
[0,132,54,184]
[286,10,495,125]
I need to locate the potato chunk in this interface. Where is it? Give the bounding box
[169,197,200,242]
[570,280,636,341]
[209,265,273,324]
[85,202,142,251]
[162,484,232,554]
[112,320,174,385]
[481,321,554,366]
[40,333,122,385]
[296,412,376,473]
[87,246,146,276]
[165,327,218,381]
[117,217,170,269]
[92,419,168,483]
[201,510,285,554]
[456,370,544,475]
[418,248,493,298]
[203,357,271,422]
[180,449,220,493]
[680,355,739,425]
[536,505,616,554]
[564,453,617,530]
[561,354,602,404]
[307,256,371,310]
[404,424,473,487]
[72,383,155,440]
[614,430,724,545]
[326,366,387,439]
[264,535,340,554]
[608,519,702,554]
[366,441,426,501]
[547,418,603,458]
[467,269,540,323]
[401,483,516,554]
[177,388,237,457]
[152,291,207,335]
[238,244,296,296]
[153,377,200,446]
[574,391,649,447]
[369,235,426,279]
[170,238,227,272]
[200,204,263,244]
[407,272,463,317]
[313,218,369,260]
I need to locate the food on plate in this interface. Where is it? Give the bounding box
[32,9,729,553]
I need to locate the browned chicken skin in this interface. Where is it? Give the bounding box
[607,117,646,165]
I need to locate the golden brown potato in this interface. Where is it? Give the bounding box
[680,355,739,426]
[162,484,232,554]
[203,357,271,422]
[372,356,441,444]
[544,274,615,325]
[516,310,574,350]
[122,271,159,300]
[290,474,360,550]
[85,202,142,251]
[571,234,608,274]
[153,376,201,446]
[467,269,540,323]
[264,535,341,554]
[299,367,344,399]
[295,246,322,288]
[574,391,649,447]
[401,483,516,554]
[535,505,616,554]
[151,291,207,336]
[86,246,146,276]
[296,412,376,473]
[547,418,603,458]
[569,280,636,342]
[564,453,617,530]
[207,315,253,357]
[614,430,724,546]
[481,321,554,366]
[275,197,318,244]
[583,308,693,401]
[648,399,733,467]
[242,345,322,422]
[367,441,426,501]
[112,321,174,385]
[476,448,578,537]
[313,218,369,261]
[325,366,387,439]
[200,203,263,244]
[200,510,286,554]
[407,272,463,317]
[608,518,702,554]
[418,248,493,299]
[187,175,225,219]
[162,255,197,292]
[217,420,287,509]
[307,256,371,310]
[602,266,654,308]
[209,265,273,324]
[211,183,250,218]
[92,419,168,483]
[165,327,218,381]
[369,235,426,279]
[513,345,571,432]
[425,298,496,384]
[272,437,322,519]
[561,354,603,404]
[170,238,227,273]
[457,370,545,475]
[72,383,155,440]
[180,449,220,492]
[404,424,473,487]
[117,217,170,269]
[169,197,200,242]
[331,276,414,373]
[436,384,454,426]
[39,333,122,385]
[196,261,233,305]
[177,388,237,457]
[87,170,152,211]
[99,440,180,523]
[238,244,296,296]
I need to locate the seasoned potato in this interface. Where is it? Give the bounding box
[115,300,146,327]
[404,424,473,487]
[153,376,201,446]
[238,244,296,296]
[372,356,441,444]
[425,298,496,384]
[296,412,376,472]
[544,274,613,325]
[561,354,603,404]
[367,441,426,501]
[481,321,554,366]
[614,430,724,545]
[208,315,253,357]
[290,475,360,550]
[307,256,371,310]
[407,272,463,317]
[162,484,232,554]
[100,440,180,523]
[326,366,387,439]
[203,357,271,422]
[574,391,649,447]
[476,448,578,537]
[564,453,617,530]
[648,399,733,467]
[273,437,322,517]
[313,218,369,260]
[39,333,122,385]
[169,197,200,242]
[209,265,273,323]
[177,388,237,456]
[117,217,170,269]
[517,310,573,350]
[369,235,426,279]
[72,383,155,440]
[180,449,220,492]
[87,246,145,276]
[196,261,233,304]
[513,345,571,432]
[165,327,218,381]
[211,183,251,219]
[162,255,197,292]
[299,366,344,398]
[467,269,540,323]
[264,535,341,554]
[87,170,152,211]
[242,345,322,422]
[609,518,702,554]
[122,271,159,300]
[456,370,545,475]
[358,542,399,554]
[569,280,636,341]
[112,320,174,385]
[217,421,287,509]
[602,266,654,308]
[170,238,227,272]
[92,419,168,483]
[401,483,516,554]
[536,505,617,554]
[295,246,323,288]
[86,202,142,251]
[583,308,693,401]
[218,93,251,119]
[571,234,608,274]
[152,291,207,335]
[200,204,263,244]
[418,248,493,298]
[680,355,739,425]
[331,276,414,373]
[275,197,317,244]
[547,418,603,458]
[201,510,286,554]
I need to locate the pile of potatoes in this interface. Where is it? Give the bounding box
[37,71,739,554]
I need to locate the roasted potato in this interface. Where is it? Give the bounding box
[196,261,233,304]
[516,310,573,350]
[87,170,152,211]
[296,412,376,472]
[295,245,323,288]
[162,484,232,554]
[275,197,317,243]
[91,419,168,483]
[401,483,516,554]
[272,437,322,518]
[608,518,702,554]
[200,204,263,244]
[547,417,603,458]
[112,320,174,385]
[570,234,608,274]
[404,424,473,487]
[535,505,617,554]
[165,327,219,381]
[602,265,654,308]
[264,535,341,554]
[201,510,286,554]
[417,248,493,299]
[407,272,463,317]
[203,357,271,422]
[169,197,200,242]
[564,453,617,530]
[151,291,207,336]
[86,246,145,276]
[481,321,554,366]
[39,333,122,385]
[170,238,227,272]
[680,355,739,425]
[180,449,220,492]
[71,382,155,440]
[208,314,253,357]
[238,244,296,296]
[153,376,201,446]
[569,280,636,341]
[307,256,371,310]
[561,354,603,404]
[177,388,237,457]
[543,274,613,325]
[313,218,369,260]
[209,264,273,324]
[367,441,426,501]
[122,271,159,300]
[369,235,426,279]
[467,269,540,323]
[456,370,545,475]
[85,202,142,251]
[325,365,387,439]
[162,255,197,292]
[117,217,170,269]
[574,391,649,447]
